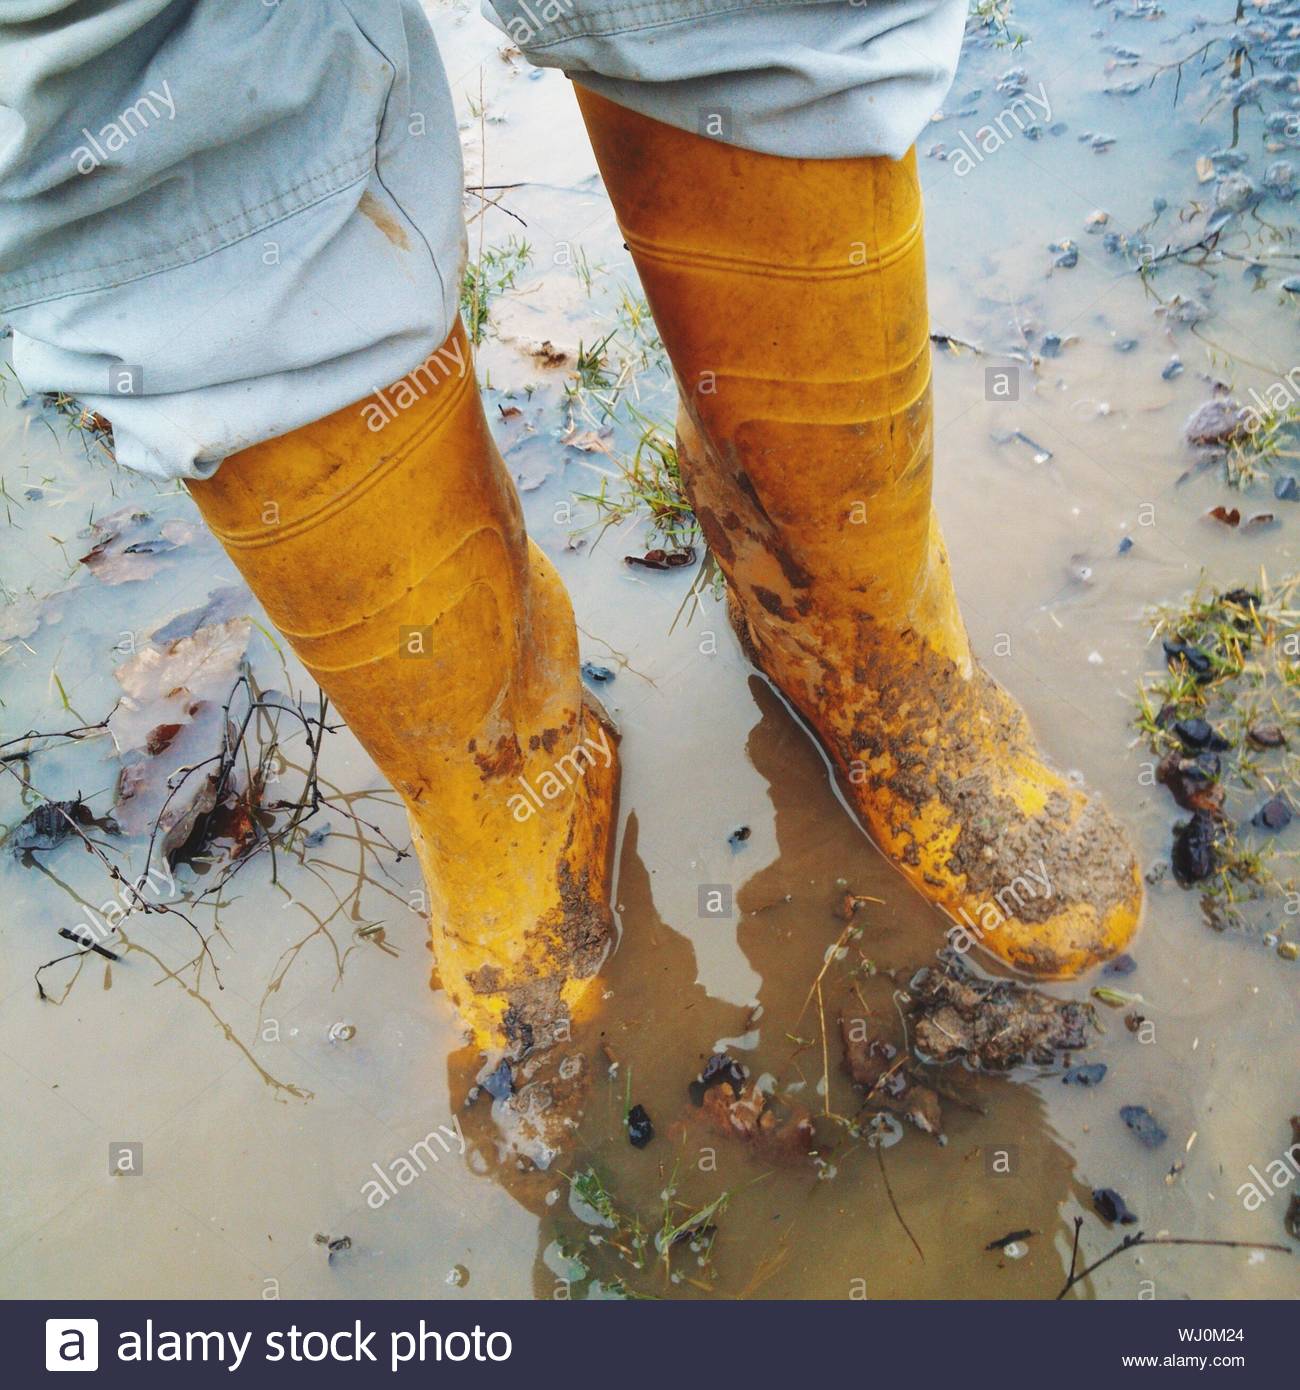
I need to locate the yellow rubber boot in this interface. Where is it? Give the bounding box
[188,320,618,1058]
[576,88,1140,978]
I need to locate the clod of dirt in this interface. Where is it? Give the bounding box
[908,951,1095,1069]
[1120,1104,1168,1149]
[1171,810,1218,885]
[1092,1187,1138,1224]
[1247,724,1287,749]
[1157,752,1224,814]
[727,825,751,850]
[838,1014,942,1134]
[1207,505,1241,528]
[688,1053,747,1107]
[626,1103,654,1149]
[1184,397,1247,446]
[1253,795,1293,831]
[5,797,114,857]
[700,1074,814,1160]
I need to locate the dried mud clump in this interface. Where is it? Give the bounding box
[909,950,1095,1068]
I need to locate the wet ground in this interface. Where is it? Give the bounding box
[1,0,1297,1300]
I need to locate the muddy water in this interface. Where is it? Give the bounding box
[1,0,1296,1300]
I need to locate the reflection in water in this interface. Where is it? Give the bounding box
[454,682,1089,1299]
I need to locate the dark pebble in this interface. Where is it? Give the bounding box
[626,1103,654,1148]
[1162,639,1213,679]
[1161,355,1184,379]
[1173,717,1230,752]
[1247,724,1286,749]
[1093,1188,1139,1224]
[1103,953,1137,976]
[1117,535,1134,555]
[1063,1063,1108,1086]
[728,825,751,850]
[1275,474,1299,501]
[581,661,615,683]
[1120,1104,1168,1149]
[1254,795,1293,831]
[1171,811,1218,885]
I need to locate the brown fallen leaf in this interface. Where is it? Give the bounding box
[79,505,195,585]
[109,619,252,847]
[559,427,612,454]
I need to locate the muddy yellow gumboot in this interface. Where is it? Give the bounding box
[575,87,1142,978]
[188,320,618,1056]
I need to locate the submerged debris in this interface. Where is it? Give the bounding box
[908,951,1094,1069]
[838,1014,942,1134]
[700,1077,813,1159]
[6,797,113,857]
[688,1052,746,1106]
[985,1228,1033,1252]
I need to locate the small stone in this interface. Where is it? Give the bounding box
[327,1021,356,1044]
[1093,1188,1139,1224]
[1172,718,1230,753]
[1214,172,1256,212]
[1171,811,1218,884]
[1051,239,1079,268]
[1277,941,1299,962]
[1247,724,1287,749]
[1162,355,1184,380]
[1254,795,1293,831]
[1275,474,1300,501]
[626,1103,654,1148]
[1120,1104,1168,1149]
[1063,1063,1108,1086]
[580,661,615,683]
[1184,397,1247,446]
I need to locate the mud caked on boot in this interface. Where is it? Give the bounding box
[188,319,618,1164]
[576,89,1140,977]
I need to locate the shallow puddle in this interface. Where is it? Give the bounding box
[1,0,1297,1300]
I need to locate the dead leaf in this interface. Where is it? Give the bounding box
[559,427,612,454]
[79,506,196,585]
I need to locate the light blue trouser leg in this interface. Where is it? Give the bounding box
[0,1,963,481]
[482,1,965,159]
